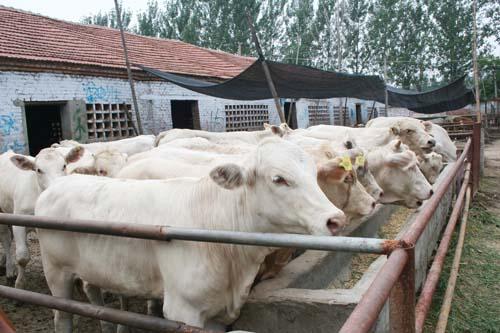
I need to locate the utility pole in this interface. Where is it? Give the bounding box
[114,0,143,135]
[246,13,286,123]
[472,0,481,123]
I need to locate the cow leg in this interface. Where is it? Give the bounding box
[82,282,115,333]
[44,263,74,333]
[117,296,130,333]
[162,292,206,328]
[0,225,16,285]
[12,226,30,289]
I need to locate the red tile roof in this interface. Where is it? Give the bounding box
[0,6,255,79]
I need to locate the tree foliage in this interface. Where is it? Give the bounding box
[81,0,499,93]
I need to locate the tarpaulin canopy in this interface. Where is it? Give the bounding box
[139,60,474,114]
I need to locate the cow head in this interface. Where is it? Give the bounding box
[94,149,128,177]
[418,152,443,184]
[10,146,84,190]
[316,154,376,221]
[347,147,384,202]
[209,137,346,236]
[390,119,436,155]
[368,140,433,208]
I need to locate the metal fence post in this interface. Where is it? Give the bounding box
[389,248,416,333]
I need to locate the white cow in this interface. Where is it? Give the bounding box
[154,125,285,146]
[304,122,436,157]
[366,140,434,208]
[418,152,444,184]
[53,135,155,156]
[366,116,456,161]
[35,138,346,331]
[71,149,128,177]
[0,147,84,288]
[284,134,384,202]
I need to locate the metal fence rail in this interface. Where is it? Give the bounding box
[0,124,482,332]
[0,214,406,255]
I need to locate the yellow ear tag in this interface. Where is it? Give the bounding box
[339,155,352,171]
[355,154,366,167]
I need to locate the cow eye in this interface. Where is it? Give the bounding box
[406,129,414,134]
[36,168,43,174]
[272,175,289,186]
[63,164,67,171]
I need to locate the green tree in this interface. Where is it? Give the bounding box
[81,2,132,31]
[281,0,316,66]
[136,0,161,37]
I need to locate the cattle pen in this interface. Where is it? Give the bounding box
[0,123,482,332]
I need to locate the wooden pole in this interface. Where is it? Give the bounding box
[384,54,389,117]
[114,0,143,135]
[472,0,481,123]
[246,14,285,123]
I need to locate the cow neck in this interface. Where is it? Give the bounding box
[193,177,273,324]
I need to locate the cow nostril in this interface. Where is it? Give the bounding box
[379,191,384,197]
[326,219,340,235]
[417,201,423,206]
[428,139,436,146]
[430,189,434,196]
[371,201,376,208]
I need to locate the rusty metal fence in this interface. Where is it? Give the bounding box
[0,123,482,332]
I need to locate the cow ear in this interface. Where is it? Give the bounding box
[263,123,271,130]
[65,146,84,164]
[317,158,350,183]
[10,155,35,171]
[390,126,400,135]
[386,151,414,168]
[421,120,433,132]
[210,163,245,189]
[72,166,98,175]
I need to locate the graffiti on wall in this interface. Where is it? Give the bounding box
[205,109,225,132]
[1,139,26,153]
[82,82,119,103]
[73,107,87,141]
[0,113,20,136]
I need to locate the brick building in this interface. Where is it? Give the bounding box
[0,6,390,155]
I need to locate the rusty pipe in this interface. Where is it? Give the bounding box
[415,163,470,333]
[435,185,472,333]
[339,248,409,333]
[403,139,471,245]
[0,285,217,333]
[0,307,15,333]
[0,213,404,255]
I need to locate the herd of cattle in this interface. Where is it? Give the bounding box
[0,116,455,332]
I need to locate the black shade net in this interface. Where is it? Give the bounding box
[138,60,474,114]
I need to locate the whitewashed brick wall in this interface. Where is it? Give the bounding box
[0,71,281,153]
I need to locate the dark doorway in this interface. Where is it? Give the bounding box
[355,104,363,126]
[284,102,298,129]
[25,103,64,156]
[171,100,200,129]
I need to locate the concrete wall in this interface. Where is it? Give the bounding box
[233,164,455,333]
[0,71,284,154]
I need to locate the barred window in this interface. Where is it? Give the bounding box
[308,104,330,126]
[333,106,349,126]
[86,103,135,141]
[225,104,269,132]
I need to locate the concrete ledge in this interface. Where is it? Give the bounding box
[234,163,455,333]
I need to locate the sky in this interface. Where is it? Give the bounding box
[1,0,499,57]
